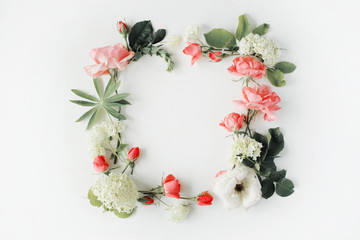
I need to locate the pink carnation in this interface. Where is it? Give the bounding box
[227,56,266,79]
[233,85,281,121]
[84,43,134,77]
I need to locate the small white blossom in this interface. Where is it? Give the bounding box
[90,144,106,158]
[238,33,281,67]
[230,135,262,165]
[183,25,199,42]
[91,173,138,214]
[168,202,191,223]
[89,121,124,145]
[166,34,180,47]
[213,166,262,210]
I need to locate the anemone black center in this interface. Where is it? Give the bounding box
[235,184,243,192]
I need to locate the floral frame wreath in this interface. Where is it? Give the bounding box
[71,14,296,222]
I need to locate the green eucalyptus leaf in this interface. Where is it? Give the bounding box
[86,108,101,130]
[104,105,126,120]
[252,23,270,35]
[106,93,130,103]
[71,89,99,102]
[128,20,154,51]
[88,189,102,207]
[104,79,121,98]
[117,144,128,153]
[252,132,268,162]
[111,208,135,218]
[152,29,166,44]
[267,127,284,157]
[70,100,97,106]
[93,78,103,98]
[276,178,294,197]
[76,107,98,122]
[204,29,236,48]
[261,179,275,199]
[267,69,286,87]
[274,61,296,74]
[269,169,287,182]
[236,14,251,40]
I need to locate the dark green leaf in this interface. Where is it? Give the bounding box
[252,132,268,162]
[111,208,135,218]
[204,29,237,48]
[117,144,128,153]
[71,89,99,102]
[242,157,255,168]
[88,189,102,207]
[236,14,251,40]
[269,169,287,182]
[106,93,130,103]
[70,100,97,106]
[267,69,286,87]
[252,23,270,35]
[276,178,294,197]
[104,105,126,120]
[128,20,153,51]
[267,127,284,157]
[86,108,101,130]
[104,79,121,98]
[274,61,296,74]
[261,179,275,199]
[260,156,277,177]
[76,107,98,122]
[93,78,103,98]
[152,29,166,44]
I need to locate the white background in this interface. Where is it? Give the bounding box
[1,0,360,239]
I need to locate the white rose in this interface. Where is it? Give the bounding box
[213,166,262,210]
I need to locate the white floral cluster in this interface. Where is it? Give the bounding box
[230,134,263,165]
[238,33,281,67]
[91,173,138,214]
[166,34,180,47]
[168,202,190,223]
[183,25,199,42]
[88,121,125,158]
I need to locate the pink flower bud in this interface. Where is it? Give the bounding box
[197,191,213,206]
[163,174,181,199]
[209,51,222,62]
[219,113,245,132]
[118,21,128,33]
[127,147,140,161]
[93,155,109,173]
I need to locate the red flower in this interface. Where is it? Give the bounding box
[197,192,213,206]
[127,147,140,161]
[143,196,154,205]
[118,21,128,33]
[93,155,109,173]
[163,174,181,198]
[183,42,202,65]
[209,51,222,62]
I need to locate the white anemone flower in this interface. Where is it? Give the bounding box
[213,166,262,210]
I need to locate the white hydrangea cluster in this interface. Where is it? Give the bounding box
[238,33,281,67]
[91,173,138,214]
[166,34,180,47]
[183,25,199,42]
[88,121,125,157]
[168,202,191,223]
[230,135,263,165]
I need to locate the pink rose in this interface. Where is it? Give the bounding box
[163,174,181,198]
[127,147,140,161]
[233,85,281,121]
[84,43,134,77]
[219,113,245,132]
[209,51,222,62]
[93,155,109,173]
[183,42,201,65]
[227,56,266,79]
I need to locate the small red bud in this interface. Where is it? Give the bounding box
[127,147,140,161]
